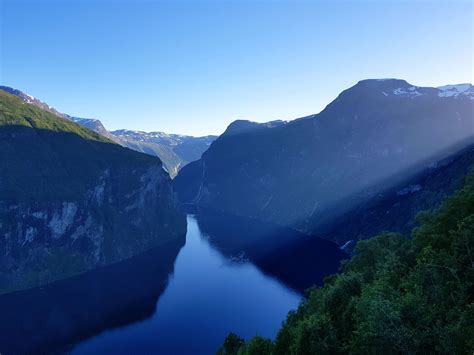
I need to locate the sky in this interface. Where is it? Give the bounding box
[0,0,472,136]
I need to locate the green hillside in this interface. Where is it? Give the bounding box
[0,90,186,294]
[0,90,159,202]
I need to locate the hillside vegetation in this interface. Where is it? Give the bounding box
[219,171,474,354]
[0,90,157,202]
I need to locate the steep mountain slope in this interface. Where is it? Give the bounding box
[0,86,216,177]
[174,79,474,239]
[317,142,474,247]
[0,90,186,294]
[0,85,68,118]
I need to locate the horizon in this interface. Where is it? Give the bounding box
[2,77,473,137]
[1,0,472,136]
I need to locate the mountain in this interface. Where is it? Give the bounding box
[174,79,474,243]
[112,130,216,177]
[67,116,119,141]
[0,86,217,177]
[0,90,186,294]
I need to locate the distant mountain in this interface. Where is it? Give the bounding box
[0,90,186,294]
[112,130,217,177]
[67,116,118,141]
[0,86,217,177]
[174,79,474,243]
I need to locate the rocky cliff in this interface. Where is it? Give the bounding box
[0,90,186,294]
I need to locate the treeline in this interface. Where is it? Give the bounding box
[219,172,474,354]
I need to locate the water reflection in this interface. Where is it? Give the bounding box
[0,238,184,354]
[0,214,345,354]
[197,211,347,292]
[72,215,302,354]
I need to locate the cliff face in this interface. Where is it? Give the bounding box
[0,91,186,294]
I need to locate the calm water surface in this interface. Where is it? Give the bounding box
[0,214,345,355]
[71,215,301,354]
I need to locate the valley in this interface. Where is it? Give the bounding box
[0,78,472,354]
[2,2,472,353]
[0,215,307,354]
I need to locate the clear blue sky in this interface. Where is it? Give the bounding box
[1,0,472,136]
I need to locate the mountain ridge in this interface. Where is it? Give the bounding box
[174,78,474,243]
[0,85,217,177]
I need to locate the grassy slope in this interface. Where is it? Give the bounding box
[0,90,161,202]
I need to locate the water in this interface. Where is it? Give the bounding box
[71,215,301,354]
[0,214,345,354]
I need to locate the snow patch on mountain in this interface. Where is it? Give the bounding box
[25,94,36,103]
[437,84,474,99]
[71,117,102,125]
[393,86,423,97]
[112,129,215,145]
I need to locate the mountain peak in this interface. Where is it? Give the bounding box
[337,79,473,101]
[354,78,413,91]
[334,79,419,99]
[357,78,411,85]
[223,119,287,137]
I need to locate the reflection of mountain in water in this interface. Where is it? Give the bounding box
[0,238,184,354]
[196,212,347,292]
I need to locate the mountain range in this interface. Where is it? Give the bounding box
[174,79,474,245]
[2,77,472,353]
[2,78,473,293]
[0,86,217,177]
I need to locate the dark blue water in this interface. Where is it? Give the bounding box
[71,215,300,354]
[0,213,345,354]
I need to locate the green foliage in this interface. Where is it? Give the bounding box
[221,171,474,354]
[218,334,274,355]
[217,333,245,355]
[238,336,274,355]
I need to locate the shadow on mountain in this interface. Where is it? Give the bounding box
[0,124,164,202]
[195,211,347,293]
[0,238,185,354]
[309,141,474,247]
